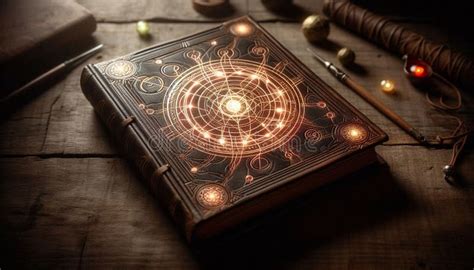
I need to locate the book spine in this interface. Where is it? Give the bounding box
[80,66,197,241]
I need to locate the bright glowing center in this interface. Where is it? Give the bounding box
[205,191,218,202]
[234,24,251,35]
[380,79,395,92]
[350,129,360,137]
[225,99,242,114]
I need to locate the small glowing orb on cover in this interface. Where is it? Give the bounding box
[234,23,252,35]
[350,129,360,137]
[219,137,226,145]
[204,190,220,202]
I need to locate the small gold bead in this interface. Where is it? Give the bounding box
[337,48,356,66]
[380,80,396,93]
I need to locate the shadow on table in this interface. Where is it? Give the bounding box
[193,160,410,269]
[261,1,312,21]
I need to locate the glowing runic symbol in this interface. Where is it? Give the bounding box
[105,60,136,79]
[164,59,305,158]
[225,99,242,114]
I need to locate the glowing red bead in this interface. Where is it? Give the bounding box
[410,65,426,77]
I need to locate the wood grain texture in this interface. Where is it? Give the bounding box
[1,2,473,269]
[0,157,196,269]
[76,0,320,22]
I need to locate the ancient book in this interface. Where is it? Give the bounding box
[80,16,387,243]
[0,0,97,98]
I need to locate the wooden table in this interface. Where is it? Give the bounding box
[1,1,473,269]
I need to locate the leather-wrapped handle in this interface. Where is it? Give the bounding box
[323,0,474,89]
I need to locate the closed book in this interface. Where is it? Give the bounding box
[0,0,97,98]
[80,16,387,243]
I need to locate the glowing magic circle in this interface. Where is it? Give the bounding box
[105,60,136,79]
[339,123,368,143]
[164,59,305,157]
[196,184,229,208]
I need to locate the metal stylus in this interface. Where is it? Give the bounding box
[0,44,103,107]
[307,47,427,144]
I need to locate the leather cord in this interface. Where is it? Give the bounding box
[423,73,470,178]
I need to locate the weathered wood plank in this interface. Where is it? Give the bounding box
[77,0,320,22]
[0,157,197,269]
[75,0,474,61]
[78,0,245,22]
[1,146,473,269]
[2,22,471,156]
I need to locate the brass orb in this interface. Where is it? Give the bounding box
[337,47,356,66]
[302,15,330,43]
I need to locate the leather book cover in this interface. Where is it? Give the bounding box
[80,16,387,242]
[0,0,97,97]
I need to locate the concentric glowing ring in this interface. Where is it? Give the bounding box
[196,184,229,208]
[105,60,136,79]
[164,59,305,157]
[137,76,164,94]
[339,123,368,143]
